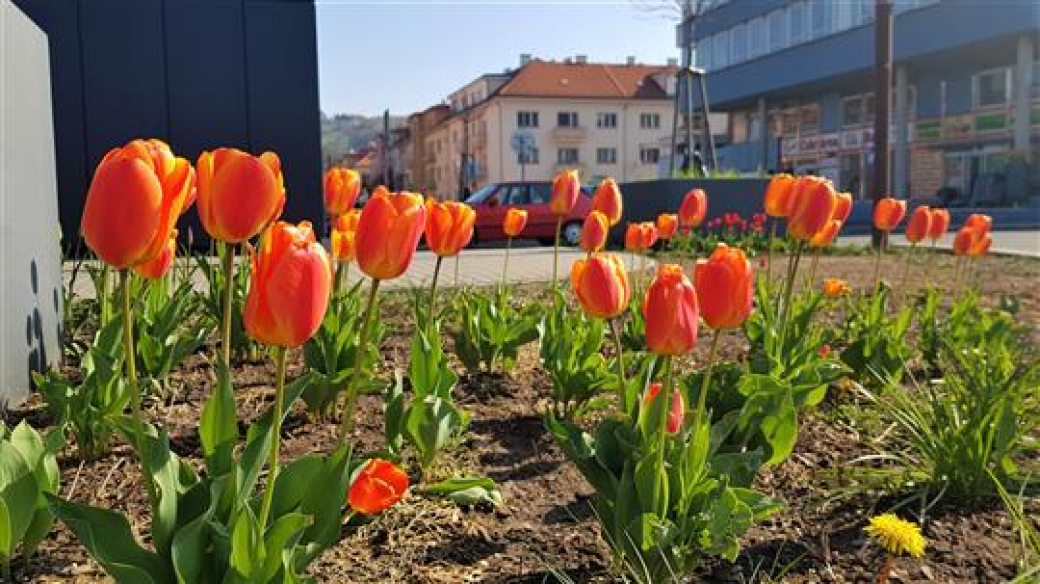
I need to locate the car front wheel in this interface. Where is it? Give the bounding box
[562,221,583,247]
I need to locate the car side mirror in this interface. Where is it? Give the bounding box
[486,197,499,207]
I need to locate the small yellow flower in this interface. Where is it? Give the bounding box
[864,513,927,558]
[822,277,851,298]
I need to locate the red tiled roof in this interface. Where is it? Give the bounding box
[497,59,674,100]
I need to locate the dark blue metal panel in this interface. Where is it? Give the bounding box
[244,0,323,226]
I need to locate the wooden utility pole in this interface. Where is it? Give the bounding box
[872,0,893,248]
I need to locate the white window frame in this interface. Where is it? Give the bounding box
[557,147,579,165]
[517,111,539,128]
[730,23,746,64]
[972,67,1012,109]
[639,147,660,165]
[596,147,617,165]
[596,112,618,129]
[640,113,661,129]
[557,111,579,128]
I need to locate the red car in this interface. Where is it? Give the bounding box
[464,181,592,246]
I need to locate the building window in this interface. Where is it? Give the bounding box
[748,17,766,58]
[1032,60,1040,99]
[517,111,539,128]
[769,9,788,52]
[790,1,807,44]
[596,112,617,128]
[639,147,660,165]
[557,111,579,127]
[800,104,820,133]
[811,1,831,39]
[730,23,746,64]
[973,68,1010,108]
[596,147,617,164]
[640,113,661,129]
[518,148,539,165]
[557,147,579,164]
[697,37,713,69]
[843,96,867,127]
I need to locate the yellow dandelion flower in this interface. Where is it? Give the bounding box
[864,513,927,558]
[822,277,851,298]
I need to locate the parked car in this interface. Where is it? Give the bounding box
[464,182,592,246]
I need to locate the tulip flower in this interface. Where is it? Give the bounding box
[196,147,285,369]
[342,191,426,441]
[644,382,684,434]
[678,188,708,231]
[905,206,932,244]
[873,196,907,232]
[132,231,177,280]
[643,264,698,357]
[550,170,581,289]
[356,191,427,281]
[502,208,528,285]
[810,219,843,249]
[571,253,631,320]
[639,222,659,249]
[822,277,851,297]
[763,174,795,218]
[870,196,908,289]
[80,139,195,507]
[331,210,361,264]
[788,177,837,242]
[580,211,610,254]
[324,167,361,217]
[694,244,753,330]
[656,214,678,241]
[964,213,992,233]
[624,222,642,252]
[953,226,977,256]
[968,233,992,257]
[927,208,950,245]
[242,220,331,533]
[425,200,476,316]
[348,458,409,515]
[82,139,195,270]
[196,148,285,244]
[591,178,623,226]
[833,192,853,223]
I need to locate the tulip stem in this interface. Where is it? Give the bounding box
[766,220,777,283]
[334,261,347,298]
[552,215,563,294]
[259,345,287,536]
[903,243,916,291]
[220,243,236,369]
[454,254,460,287]
[692,329,721,441]
[120,270,157,510]
[501,237,512,287]
[652,356,675,512]
[339,278,381,444]
[429,255,444,325]
[873,232,886,292]
[807,248,821,291]
[609,318,627,411]
[777,241,803,352]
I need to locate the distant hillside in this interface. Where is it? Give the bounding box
[321,111,405,165]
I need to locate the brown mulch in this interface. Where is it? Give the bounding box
[7,252,1039,583]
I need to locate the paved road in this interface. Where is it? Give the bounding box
[841,229,1040,257]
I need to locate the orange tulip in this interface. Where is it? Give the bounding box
[810,219,843,248]
[905,206,932,244]
[644,382,684,434]
[873,196,907,232]
[591,178,623,226]
[324,167,361,216]
[356,191,427,280]
[788,176,836,242]
[503,208,528,237]
[964,213,992,233]
[426,201,475,257]
[550,170,581,215]
[331,210,361,262]
[679,188,708,229]
[643,264,699,355]
[639,222,659,249]
[822,277,851,297]
[348,458,409,515]
[968,233,992,257]
[580,211,610,253]
[571,253,631,319]
[832,191,853,223]
[657,214,679,240]
[370,185,391,200]
[81,138,195,269]
[196,148,285,243]
[927,208,950,242]
[243,221,331,348]
[132,232,177,280]
[694,244,753,330]
[624,223,641,251]
[763,174,795,218]
[953,227,975,256]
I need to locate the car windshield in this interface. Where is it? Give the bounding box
[464,184,497,204]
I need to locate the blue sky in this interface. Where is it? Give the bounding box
[316,1,681,116]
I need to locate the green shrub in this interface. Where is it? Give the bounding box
[447,287,539,374]
[538,296,615,419]
[0,422,62,580]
